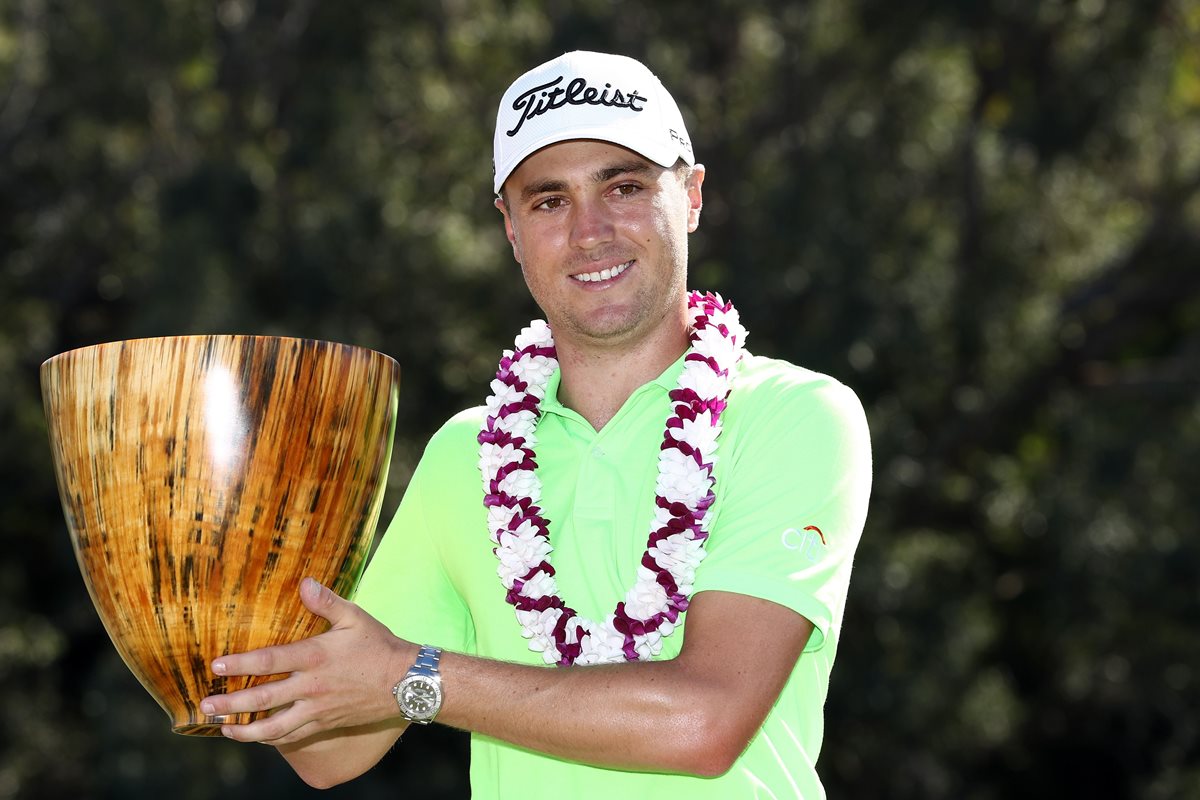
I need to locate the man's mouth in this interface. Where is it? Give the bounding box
[570,259,633,284]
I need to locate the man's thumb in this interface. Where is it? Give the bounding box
[299,577,345,621]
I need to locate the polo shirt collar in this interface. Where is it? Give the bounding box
[539,352,688,419]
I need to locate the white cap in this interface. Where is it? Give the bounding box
[492,51,695,195]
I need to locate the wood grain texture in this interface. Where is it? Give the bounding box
[40,335,399,736]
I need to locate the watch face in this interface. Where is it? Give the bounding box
[398,675,442,720]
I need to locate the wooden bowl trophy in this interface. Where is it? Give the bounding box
[41,336,399,735]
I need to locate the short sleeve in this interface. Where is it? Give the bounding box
[691,368,872,652]
[353,433,476,653]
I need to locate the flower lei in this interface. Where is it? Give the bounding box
[477,291,747,666]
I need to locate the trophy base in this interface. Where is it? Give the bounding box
[171,710,265,737]
[173,722,226,737]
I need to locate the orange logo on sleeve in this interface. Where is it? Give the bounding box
[782,525,827,563]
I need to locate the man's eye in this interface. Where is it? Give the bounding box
[613,184,639,196]
[536,197,564,210]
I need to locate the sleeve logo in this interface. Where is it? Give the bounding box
[781,525,826,563]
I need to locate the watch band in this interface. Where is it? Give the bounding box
[409,644,441,678]
[392,645,444,724]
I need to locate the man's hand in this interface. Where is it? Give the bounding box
[200,577,415,746]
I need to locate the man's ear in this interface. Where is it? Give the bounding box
[494,196,521,262]
[685,164,705,233]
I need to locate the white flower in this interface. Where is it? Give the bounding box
[515,608,539,632]
[487,376,522,402]
[573,651,600,665]
[695,325,742,364]
[492,408,538,435]
[579,621,627,664]
[496,530,550,583]
[656,465,711,506]
[514,320,553,350]
[495,558,521,585]
[520,570,558,600]
[498,469,540,498]
[677,362,730,398]
[487,504,518,531]
[637,630,663,653]
[666,412,721,453]
[496,523,552,576]
[657,447,692,472]
[518,607,561,638]
[512,354,558,386]
[648,535,706,571]
[626,578,669,618]
[478,442,524,475]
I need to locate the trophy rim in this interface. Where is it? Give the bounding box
[40,334,400,374]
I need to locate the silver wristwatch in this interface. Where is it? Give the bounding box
[392,645,443,724]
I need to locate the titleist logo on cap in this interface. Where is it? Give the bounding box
[506,75,649,137]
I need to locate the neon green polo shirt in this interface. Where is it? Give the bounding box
[355,353,872,799]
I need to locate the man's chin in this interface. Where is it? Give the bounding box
[562,308,644,344]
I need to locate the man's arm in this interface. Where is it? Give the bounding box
[273,719,406,789]
[437,588,812,775]
[202,579,813,785]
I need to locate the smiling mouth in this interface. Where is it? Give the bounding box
[570,260,633,284]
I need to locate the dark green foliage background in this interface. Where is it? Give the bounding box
[2,1,1197,798]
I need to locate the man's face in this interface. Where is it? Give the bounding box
[495,140,705,349]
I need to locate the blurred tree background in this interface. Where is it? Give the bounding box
[2,0,1198,797]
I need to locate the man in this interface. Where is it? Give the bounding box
[201,51,872,798]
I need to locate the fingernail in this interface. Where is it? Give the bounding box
[212,660,226,675]
[221,726,232,738]
[201,700,214,715]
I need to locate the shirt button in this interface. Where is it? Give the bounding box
[591,446,605,458]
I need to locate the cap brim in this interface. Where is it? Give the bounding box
[493,127,693,195]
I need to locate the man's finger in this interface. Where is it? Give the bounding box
[211,641,300,678]
[219,702,310,744]
[299,577,356,627]
[201,676,291,717]
[262,718,325,747]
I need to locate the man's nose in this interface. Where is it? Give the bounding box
[568,198,615,251]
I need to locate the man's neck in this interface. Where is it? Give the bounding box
[554,322,689,432]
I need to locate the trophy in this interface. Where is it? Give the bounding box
[41,335,399,735]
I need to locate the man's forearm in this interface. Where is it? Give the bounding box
[275,719,406,789]
[424,590,813,777]
[436,649,734,776]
